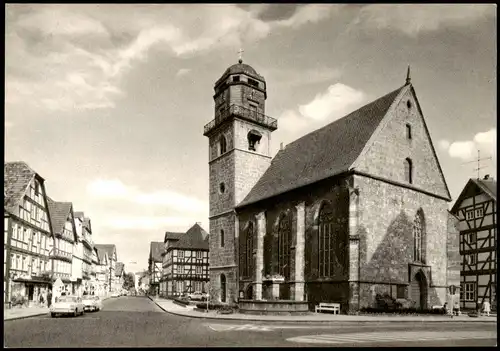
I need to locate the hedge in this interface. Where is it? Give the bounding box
[173,298,190,307]
[360,307,447,315]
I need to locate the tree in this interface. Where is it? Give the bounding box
[122,272,135,291]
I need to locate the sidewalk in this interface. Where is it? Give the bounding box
[149,297,497,324]
[4,296,113,321]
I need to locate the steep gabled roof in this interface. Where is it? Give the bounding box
[74,211,85,218]
[172,223,209,250]
[164,231,183,243]
[95,247,108,264]
[237,86,406,208]
[46,197,73,237]
[95,244,116,261]
[451,177,497,213]
[115,262,125,277]
[149,242,164,262]
[4,161,38,216]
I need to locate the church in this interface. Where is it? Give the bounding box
[203,58,456,312]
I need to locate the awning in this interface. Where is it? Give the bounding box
[12,277,51,284]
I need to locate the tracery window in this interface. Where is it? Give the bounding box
[413,211,423,262]
[278,212,292,279]
[244,222,254,278]
[318,203,335,277]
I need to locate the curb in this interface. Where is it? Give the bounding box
[147,297,497,324]
[4,312,49,321]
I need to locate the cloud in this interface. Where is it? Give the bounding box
[103,215,199,230]
[438,140,450,151]
[299,83,365,121]
[357,4,494,37]
[278,109,310,133]
[6,5,341,113]
[267,67,342,87]
[176,68,191,77]
[86,178,208,214]
[442,128,496,161]
[86,179,132,198]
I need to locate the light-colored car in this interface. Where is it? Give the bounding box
[82,296,102,312]
[50,296,85,317]
[111,292,120,298]
[187,291,207,301]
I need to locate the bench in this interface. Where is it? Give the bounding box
[315,302,340,314]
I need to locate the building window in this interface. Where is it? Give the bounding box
[278,212,292,279]
[406,124,412,140]
[196,266,202,274]
[475,208,484,218]
[467,233,476,243]
[404,158,413,184]
[218,135,227,155]
[247,78,259,88]
[407,100,412,109]
[232,76,240,82]
[464,282,475,301]
[219,182,225,194]
[413,211,424,263]
[318,202,335,277]
[247,130,262,151]
[178,251,184,258]
[397,285,407,299]
[220,229,225,247]
[196,251,202,259]
[244,222,254,278]
[466,254,476,265]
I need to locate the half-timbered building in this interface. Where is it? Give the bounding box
[94,247,110,295]
[95,244,118,293]
[4,162,54,307]
[159,231,183,297]
[161,223,209,297]
[115,262,125,291]
[451,175,497,311]
[148,242,163,295]
[47,198,78,295]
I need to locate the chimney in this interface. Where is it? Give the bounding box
[280,142,284,151]
[484,174,490,180]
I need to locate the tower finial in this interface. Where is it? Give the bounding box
[238,48,244,64]
[405,65,411,85]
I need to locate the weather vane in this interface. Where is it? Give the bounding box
[238,48,244,63]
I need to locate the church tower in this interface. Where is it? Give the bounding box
[203,55,278,303]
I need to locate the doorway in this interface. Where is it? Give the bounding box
[410,271,427,310]
[27,284,34,301]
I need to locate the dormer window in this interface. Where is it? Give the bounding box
[247,130,262,151]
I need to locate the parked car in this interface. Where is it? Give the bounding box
[82,296,102,312]
[187,291,207,301]
[50,296,85,317]
[111,292,120,298]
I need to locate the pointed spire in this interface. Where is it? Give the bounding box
[405,65,411,85]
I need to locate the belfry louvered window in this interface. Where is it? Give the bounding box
[278,213,292,279]
[318,203,335,277]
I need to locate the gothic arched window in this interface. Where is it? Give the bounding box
[404,158,413,184]
[413,211,424,262]
[244,222,254,278]
[318,202,335,277]
[278,212,292,279]
[219,135,227,155]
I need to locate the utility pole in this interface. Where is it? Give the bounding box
[461,150,492,179]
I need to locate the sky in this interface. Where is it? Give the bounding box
[5,4,497,273]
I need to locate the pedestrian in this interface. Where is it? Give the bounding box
[453,301,460,316]
[47,291,52,308]
[39,293,44,306]
[483,301,491,317]
[442,302,448,315]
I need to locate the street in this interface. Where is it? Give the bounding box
[4,296,497,347]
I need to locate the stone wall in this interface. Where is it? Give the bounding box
[354,174,449,308]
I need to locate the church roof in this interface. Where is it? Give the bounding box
[171,223,209,250]
[4,161,39,216]
[237,85,406,208]
[46,197,73,236]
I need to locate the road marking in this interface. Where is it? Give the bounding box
[286,330,497,344]
[205,323,362,332]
